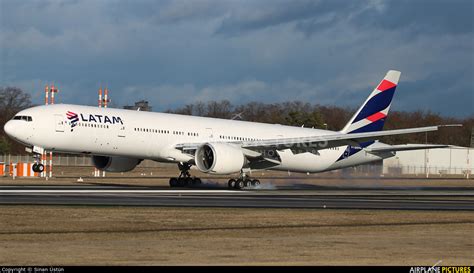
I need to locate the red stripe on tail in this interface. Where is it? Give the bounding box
[377,79,396,92]
[366,112,387,122]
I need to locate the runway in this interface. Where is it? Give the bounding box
[1,184,473,210]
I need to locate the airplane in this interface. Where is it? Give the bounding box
[3,70,456,189]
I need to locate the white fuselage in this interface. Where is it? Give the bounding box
[4,104,392,173]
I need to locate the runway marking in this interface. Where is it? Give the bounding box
[0,190,246,194]
[2,191,472,205]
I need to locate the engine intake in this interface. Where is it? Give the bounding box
[92,156,141,172]
[195,143,245,174]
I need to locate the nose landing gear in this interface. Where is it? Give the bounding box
[32,152,44,173]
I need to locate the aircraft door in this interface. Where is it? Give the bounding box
[55,114,65,132]
[118,125,126,137]
[205,128,214,139]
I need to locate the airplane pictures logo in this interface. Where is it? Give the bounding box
[66,111,79,131]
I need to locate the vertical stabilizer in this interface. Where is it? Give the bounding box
[341,70,401,134]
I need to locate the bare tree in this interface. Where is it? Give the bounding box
[0,87,33,153]
[0,87,32,122]
[206,100,233,118]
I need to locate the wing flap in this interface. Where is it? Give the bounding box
[365,144,450,153]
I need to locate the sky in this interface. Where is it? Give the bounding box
[0,0,473,117]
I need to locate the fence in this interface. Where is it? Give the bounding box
[0,152,472,178]
[383,165,472,177]
[0,154,164,168]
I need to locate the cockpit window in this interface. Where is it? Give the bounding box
[12,115,33,122]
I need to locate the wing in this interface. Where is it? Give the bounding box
[176,124,459,154]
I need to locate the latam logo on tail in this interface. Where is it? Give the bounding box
[66,111,124,131]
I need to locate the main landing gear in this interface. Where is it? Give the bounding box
[169,162,202,187]
[227,171,260,190]
[168,164,260,190]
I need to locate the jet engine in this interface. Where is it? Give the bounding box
[92,156,142,172]
[195,143,245,174]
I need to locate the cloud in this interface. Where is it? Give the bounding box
[0,0,472,117]
[215,0,326,36]
[213,0,473,37]
[351,0,473,36]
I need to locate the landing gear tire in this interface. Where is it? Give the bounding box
[177,178,187,187]
[234,179,245,189]
[244,179,252,187]
[32,163,44,173]
[251,179,260,187]
[169,178,178,187]
[185,177,194,186]
[228,179,236,189]
[170,177,202,188]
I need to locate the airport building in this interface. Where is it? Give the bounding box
[123,100,152,112]
[383,147,473,177]
[471,128,474,148]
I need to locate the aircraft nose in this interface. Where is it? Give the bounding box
[3,120,14,137]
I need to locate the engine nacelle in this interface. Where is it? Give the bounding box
[195,143,245,174]
[92,156,141,172]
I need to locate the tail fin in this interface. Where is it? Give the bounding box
[341,70,401,134]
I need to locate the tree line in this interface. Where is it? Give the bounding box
[167,100,474,147]
[0,86,472,154]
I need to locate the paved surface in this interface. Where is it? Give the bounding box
[0,184,473,210]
